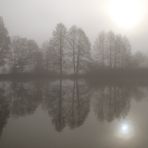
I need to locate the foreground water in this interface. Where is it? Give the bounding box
[0,79,148,148]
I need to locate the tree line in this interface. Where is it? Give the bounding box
[0,16,147,75]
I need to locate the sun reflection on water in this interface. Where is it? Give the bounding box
[121,123,129,134]
[116,121,135,140]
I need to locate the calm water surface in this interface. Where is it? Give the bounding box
[0,79,148,148]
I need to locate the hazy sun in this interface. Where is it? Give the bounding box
[107,0,146,29]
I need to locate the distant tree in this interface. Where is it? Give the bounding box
[94,31,131,68]
[43,40,60,72]
[76,29,91,74]
[0,16,10,66]
[27,39,42,72]
[67,26,91,74]
[11,37,39,73]
[121,36,131,67]
[131,51,148,68]
[107,31,115,68]
[33,50,44,72]
[114,34,123,67]
[67,26,78,73]
[94,32,106,67]
[48,23,67,75]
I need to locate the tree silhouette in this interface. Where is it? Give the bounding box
[11,37,40,73]
[94,32,131,68]
[47,23,67,75]
[0,16,10,67]
[67,26,91,74]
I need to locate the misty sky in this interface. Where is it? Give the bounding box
[0,0,148,52]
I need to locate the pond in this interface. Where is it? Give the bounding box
[0,79,148,148]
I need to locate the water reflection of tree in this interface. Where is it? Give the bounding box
[9,81,42,117]
[43,79,91,132]
[0,87,10,137]
[93,86,131,122]
[93,85,146,122]
[43,79,65,132]
[66,80,91,129]
[0,80,147,137]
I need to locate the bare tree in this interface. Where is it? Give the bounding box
[49,23,67,75]
[68,27,91,74]
[94,31,106,67]
[94,31,131,68]
[67,26,78,73]
[107,31,115,68]
[0,16,10,67]
[43,40,59,72]
[11,37,39,73]
[76,29,91,74]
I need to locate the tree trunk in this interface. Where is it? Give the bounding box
[72,40,76,74]
[59,34,63,76]
[76,49,80,74]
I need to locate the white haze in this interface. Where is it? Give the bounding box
[0,0,148,53]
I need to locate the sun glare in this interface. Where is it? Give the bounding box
[120,123,129,134]
[107,0,146,30]
[116,121,135,140]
